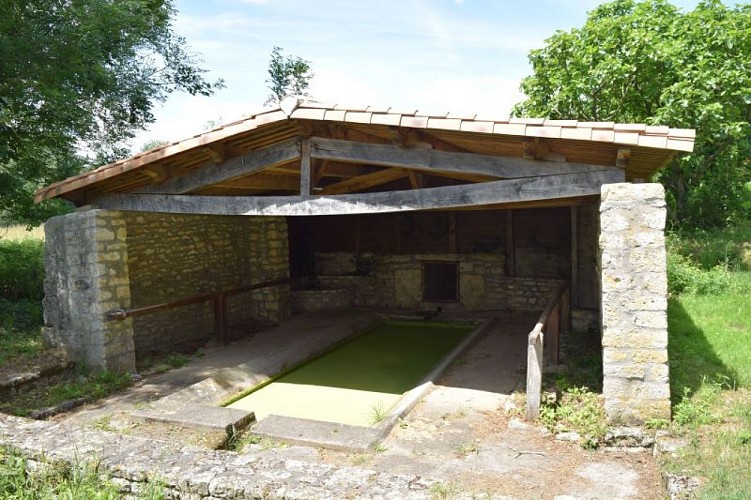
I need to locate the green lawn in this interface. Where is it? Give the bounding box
[665,265,751,497]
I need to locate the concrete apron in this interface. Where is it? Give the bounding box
[133,310,492,452]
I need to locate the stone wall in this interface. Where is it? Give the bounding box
[43,210,135,372]
[42,210,291,371]
[310,252,561,312]
[123,213,290,359]
[600,183,670,424]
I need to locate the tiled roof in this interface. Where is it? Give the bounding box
[35,96,695,203]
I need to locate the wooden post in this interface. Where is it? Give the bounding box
[570,206,578,308]
[561,288,570,335]
[300,137,311,198]
[547,304,560,366]
[448,212,457,253]
[505,210,515,276]
[395,214,402,254]
[526,331,543,420]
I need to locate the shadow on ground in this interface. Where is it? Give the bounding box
[667,298,738,406]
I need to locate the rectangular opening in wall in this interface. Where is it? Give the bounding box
[423,261,459,302]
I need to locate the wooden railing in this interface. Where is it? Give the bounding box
[526,282,570,420]
[105,278,289,345]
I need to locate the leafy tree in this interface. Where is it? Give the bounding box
[265,46,314,106]
[141,139,170,152]
[0,0,223,224]
[514,0,751,228]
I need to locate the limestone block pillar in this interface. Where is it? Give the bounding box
[43,210,136,372]
[599,183,670,424]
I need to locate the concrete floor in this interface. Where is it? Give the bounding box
[55,308,664,498]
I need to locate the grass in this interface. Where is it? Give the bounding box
[661,227,751,497]
[0,225,45,242]
[0,446,166,499]
[0,367,132,417]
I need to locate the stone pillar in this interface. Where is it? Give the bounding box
[43,210,136,373]
[599,183,670,424]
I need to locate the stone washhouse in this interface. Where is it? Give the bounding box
[36,97,695,424]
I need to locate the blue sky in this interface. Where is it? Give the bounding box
[132,0,701,150]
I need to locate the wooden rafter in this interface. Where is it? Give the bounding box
[319,168,410,195]
[208,172,300,191]
[96,169,625,216]
[135,138,300,195]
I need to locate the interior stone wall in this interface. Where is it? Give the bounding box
[310,252,562,311]
[600,183,670,424]
[42,210,291,371]
[122,213,290,360]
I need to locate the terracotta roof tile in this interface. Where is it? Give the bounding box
[560,127,592,141]
[323,109,347,121]
[427,117,462,131]
[591,129,616,142]
[344,111,373,124]
[400,116,429,128]
[614,131,641,146]
[370,113,402,126]
[526,126,562,139]
[509,117,545,125]
[459,120,494,133]
[493,123,527,135]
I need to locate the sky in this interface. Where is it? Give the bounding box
[131,0,701,152]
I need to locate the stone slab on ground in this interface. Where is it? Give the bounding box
[133,403,255,433]
[252,415,385,452]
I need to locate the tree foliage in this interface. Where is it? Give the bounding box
[514,0,751,228]
[265,46,314,106]
[0,0,223,224]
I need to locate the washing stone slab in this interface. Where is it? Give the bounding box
[133,403,255,433]
[251,415,385,452]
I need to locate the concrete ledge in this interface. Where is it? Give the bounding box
[133,403,255,434]
[252,415,383,452]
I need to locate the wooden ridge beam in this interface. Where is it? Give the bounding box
[310,137,612,179]
[136,138,300,195]
[96,169,624,216]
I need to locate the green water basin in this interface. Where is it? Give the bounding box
[227,321,473,427]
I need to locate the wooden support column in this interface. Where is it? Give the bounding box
[300,137,311,198]
[505,211,515,276]
[448,212,457,253]
[547,305,560,365]
[571,206,579,308]
[395,214,402,254]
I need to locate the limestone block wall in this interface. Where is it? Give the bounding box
[122,213,290,359]
[43,210,291,371]
[311,252,561,311]
[600,183,670,424]
[43,210,135,372]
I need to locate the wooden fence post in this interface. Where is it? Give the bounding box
[526,332,544,420]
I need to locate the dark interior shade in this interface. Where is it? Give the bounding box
[423,261,459,302]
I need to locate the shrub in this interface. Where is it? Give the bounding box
[0,239,44,301]
[667,252,730,296]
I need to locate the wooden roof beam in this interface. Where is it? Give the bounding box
[310,137,614,179]
[319,168,410,195]
[95,168,625,216]
[134,138,300,195]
